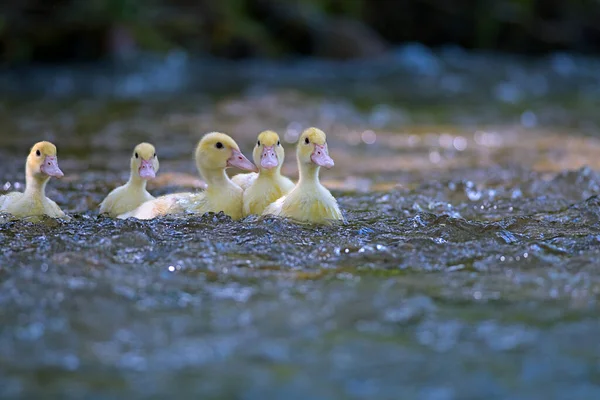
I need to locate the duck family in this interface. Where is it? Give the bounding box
[0,128,344,225]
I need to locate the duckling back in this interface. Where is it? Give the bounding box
[0,191,65,218]
[243,174,294,216]
[263,183,342,225]
[100,185,155,217]
[231,172,258,191]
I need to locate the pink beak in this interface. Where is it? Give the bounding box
[139,159,156,179]
[228,149,258,172]
[40,156,64,178]
[260,145,278,169]
[311,144,334,169]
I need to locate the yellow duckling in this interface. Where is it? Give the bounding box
[99,143,159,217]
[118,132,257,220]
[232,130,295,216]
[0,141,65,218]
[263,127,343,224]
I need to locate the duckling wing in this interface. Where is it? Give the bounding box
[262,195,286,217]
[99,186,121,215]
[262,187,343,225]
[45,197,66,218]
[231,172,258,191]
[117,193,181,220]
[0,192,22,210]
[279,176,296,194]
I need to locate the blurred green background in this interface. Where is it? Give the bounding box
[2,0,600,63]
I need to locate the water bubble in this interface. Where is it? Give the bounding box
[453,136,467,151]
[551,53,576,76]
[429,151,441,164]
[473,291,482,300]
[466,188,482,201]
[440,74,464,93]
[168,265,175,272]
[511,189,523,199]
[494,82,522,104]
[284,121,302,143]
[18,322,44,341]
[394,43,441,76]
[523,252,529,258]
[439,133,453,148]
[361,130,377,145]
[369,105,392,128]
[3,182,10,190]
[500,256,506,262]
[63,354,80,371]
[521,110,538,128]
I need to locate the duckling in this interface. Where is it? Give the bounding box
[99,143,159,217]
[0,141,65,218]
[231,130,295,216]
[263,127,343,224]
[118,132,257,220]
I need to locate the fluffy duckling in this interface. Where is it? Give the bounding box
[99,143,159,217]
[0,141,65,218]
[231,130,295,216]
[263,127,343,224]
[118,132,257,220]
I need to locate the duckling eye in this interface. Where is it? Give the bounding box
[277,140,280,146]
[257,140,261,146]
[216,142,223,149]
[304,137,310,145]
[135,152,139,159]
[154,153,157,158]
[35,150,41,156]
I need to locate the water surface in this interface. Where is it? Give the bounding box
[1,48,600,399]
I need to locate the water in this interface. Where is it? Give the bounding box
[1,47,600,399]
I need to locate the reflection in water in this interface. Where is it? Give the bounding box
[1,49,600,398]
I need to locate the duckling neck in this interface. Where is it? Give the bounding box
[201,168,235,189]
[298,163,321,186]
[257,166,280,180]
[24,170,49,199]
[127,173,148,190]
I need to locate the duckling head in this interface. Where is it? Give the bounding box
[195,132,258,174]
[297,127,334,169]
[131,142,159,180]
[253,130,284,171]
[27,141,64,180]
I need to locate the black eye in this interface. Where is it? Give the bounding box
[304,137,310,144]
[154,153,157,158]
[216,142,223,149]
[277,140,280,146]
[36,150,41,156]
[135,152,139,159]
[257,140,261,146]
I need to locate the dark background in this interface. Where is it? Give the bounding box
[2,0,600,64]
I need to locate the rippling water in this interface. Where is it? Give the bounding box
[1,48,600,399]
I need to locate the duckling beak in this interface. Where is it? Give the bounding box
[311,144,334,169]
[139,159,156,179]
[260,145,278,169]
[228,149,258,172]
[40,156,64,178]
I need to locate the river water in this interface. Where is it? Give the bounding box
[1,46,600,399]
